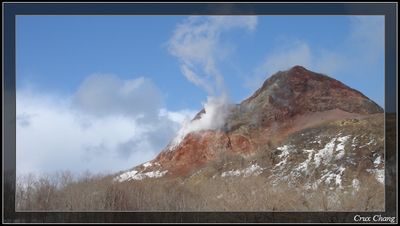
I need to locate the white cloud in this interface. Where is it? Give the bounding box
[16,75,195,176]
[72,74,163,120]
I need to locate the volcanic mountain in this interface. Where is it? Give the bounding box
[115,66,384,210]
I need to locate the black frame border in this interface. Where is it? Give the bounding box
[2,2,398,223]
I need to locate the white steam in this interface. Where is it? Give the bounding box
[168,16,257,96]
[169,95,230,149]
[167,16,257,149]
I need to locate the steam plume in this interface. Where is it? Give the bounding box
[167,16,257,148]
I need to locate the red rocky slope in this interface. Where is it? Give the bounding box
[117,66,383,180]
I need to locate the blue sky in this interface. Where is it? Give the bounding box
[16,15,384,175]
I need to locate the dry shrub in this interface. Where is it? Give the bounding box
[16,170,384,211]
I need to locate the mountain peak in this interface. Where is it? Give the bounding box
[289,65,308,72]
[243,66,383,116]
[119,66,384,179]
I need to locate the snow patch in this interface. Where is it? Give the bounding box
[221,164,263,177]
[115,169,168,182]
[115,170,138,182]
[243,164,263,177]
[314,138,336,167]
[373,156,382,166]
[335,166,346,187]
[274,145,293,169]
[221,169,241,177]
[277,145,291,158]
[143,162,152,168]
[294,149,314,174]
[275,158,287,168]
[320,166,345,188]
[335,135,350,160]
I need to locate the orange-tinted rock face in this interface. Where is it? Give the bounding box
[154,131,231,176]
[229,134,253,154]
[141,66,383,178]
